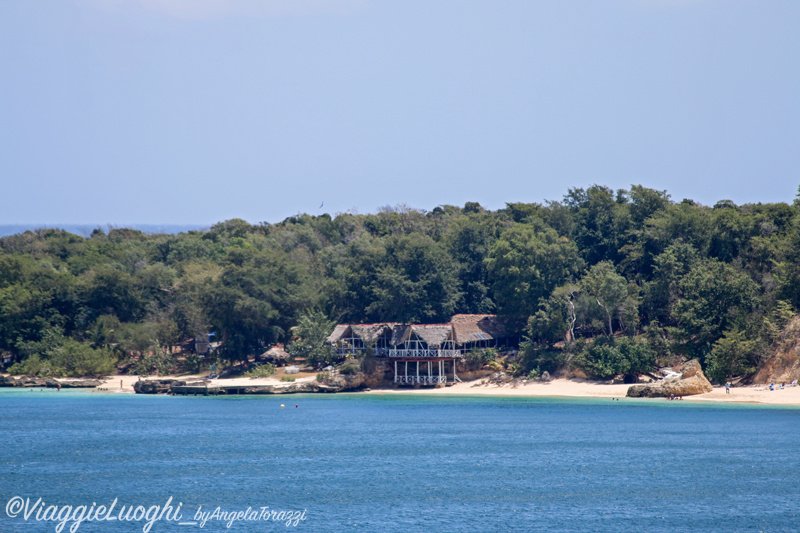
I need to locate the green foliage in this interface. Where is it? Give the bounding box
[671,260,758,362]
[485,222,583,331]
[574,337,656,380]
[280,376,296,382]
[9,337,117,378]
[338,362,360,375]
[580,261,634,336]
[245,363,276,378]
[131,345,175,376]
[182,352,206,373]
[706,329,757,383]
[0,186,797,382]
[286,310,335,366]
[465,347,497,369]
[316,372,330,382]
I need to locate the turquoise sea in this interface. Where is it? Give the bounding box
[1,389,800,532]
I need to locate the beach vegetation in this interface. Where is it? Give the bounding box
[245,363,276,378]
[286,310,335,366]
[465,347,497,369]
[338,362,360,375]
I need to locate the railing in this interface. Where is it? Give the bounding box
[330,347,461,358]
[394,375,447,384]
[332,347,363,357]
[332,347,391,357]
[388,349,460,358]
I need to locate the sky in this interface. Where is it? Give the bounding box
[1,0,799,225]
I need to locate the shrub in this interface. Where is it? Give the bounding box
[9,340,117,378]
[131,346,175,377]
[466,348,497,370]
[245,363,276,378]
[316,372,330,382]
[338,362,360,375]
[574,337,655,380]
[182,352,206,373]
[280,376,296,382]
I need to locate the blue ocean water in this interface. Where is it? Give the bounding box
[1,390,800,532]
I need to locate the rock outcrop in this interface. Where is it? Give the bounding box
[55,379,103,388]
[133,373,369,395]
[0,375,101,388]
[0,375,55,388]
[752,316,800,384]
[316,372,366,393]
[626,359,713,398]
[133,379,183,394]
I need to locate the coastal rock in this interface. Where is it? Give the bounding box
[55,379,103,388]
[172,381,322,395]
[0,375,56,388]
[134,379,183,394]
[626,359,713,398]
[0,376,103,388]
[317,372,366,393]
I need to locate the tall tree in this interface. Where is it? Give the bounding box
[486,222,583,332]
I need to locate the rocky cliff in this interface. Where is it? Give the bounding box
[752,316,800,384]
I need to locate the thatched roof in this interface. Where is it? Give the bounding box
[390,324,412,346]
[326,324,351,344]
[450,314,506,344]
[351,323,395,343]
[261,346,290,360]
[410,325,453,347]
[328,316,504,349]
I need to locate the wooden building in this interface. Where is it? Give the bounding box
[326,315,506,385]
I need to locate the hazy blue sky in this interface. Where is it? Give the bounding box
[1,0,798,225]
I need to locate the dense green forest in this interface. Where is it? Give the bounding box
[2,185,799,383]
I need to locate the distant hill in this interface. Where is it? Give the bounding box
[0,224,207,238]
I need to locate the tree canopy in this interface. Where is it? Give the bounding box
[0,185,797,381]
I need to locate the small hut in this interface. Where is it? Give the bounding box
[259,345,290,365]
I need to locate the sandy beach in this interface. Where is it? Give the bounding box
[361,379,800,406]
[91,374,800,406]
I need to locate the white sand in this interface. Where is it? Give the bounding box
[363,379,800,406]
[92,374,800,406]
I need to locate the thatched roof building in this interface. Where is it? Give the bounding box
[260,345,290,362]
[450,314,506,345]
[327,314,505,352]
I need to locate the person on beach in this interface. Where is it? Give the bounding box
[725,382,730,394]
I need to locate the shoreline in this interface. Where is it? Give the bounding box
[6,374,799,406]
[103,375,800,406]
[357,379,800,406]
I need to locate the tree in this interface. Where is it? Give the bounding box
[286,310,336,366]
[528,284,579,345]
[362,234,462,323]
[574,337,656,380]
[580,261,630,337]
[671,261,758,362]
[706,329,757,383]
[445,214,499,314]
[486,222,583,331]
